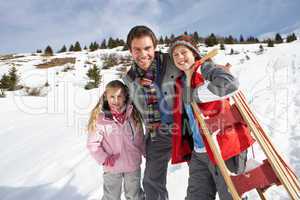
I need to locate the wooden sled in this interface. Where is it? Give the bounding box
[190,50,300,199]
[191,92,300,199]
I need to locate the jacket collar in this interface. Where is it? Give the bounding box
[98,104,133,124]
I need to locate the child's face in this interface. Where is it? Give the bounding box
[106,87,126,112]
[172,45,196,72]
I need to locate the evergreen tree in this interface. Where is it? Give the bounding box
[0,74,10,89]
[164,36,171,46]
[267,39,274,47]
[8,66,19,91]
[0,67,20,91]
[85,65,101,89]
[159,36,164,44]
[119,39,126,47]
[115,38,121,47]
[246,36,259,44]
[239,35,244,43]
[205,33,218,47]
[89,42,99,51]
[69,44,74,52]
[292,33,297,41]
[220,43,225,50]
[275,33,283,43]
[224,35,235,44]
[44,45,54,56]
[170,34,175,41]
[84,46,87,50]
[286,33,297,42]
[94,41,99,50]
[74,41,82,51]
[193,31,200,43]
[100,39,107,49]
[107,37,116,49]
[58,45,67,53]
[36,49,42,53]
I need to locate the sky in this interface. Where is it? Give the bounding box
[1,0,300,54]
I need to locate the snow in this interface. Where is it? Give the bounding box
[1,40,300,200]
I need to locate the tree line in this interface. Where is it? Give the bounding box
[40,32,298,56]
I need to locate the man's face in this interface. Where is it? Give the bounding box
[129,36,155,71]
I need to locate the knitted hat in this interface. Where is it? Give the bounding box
[168,35,201,61]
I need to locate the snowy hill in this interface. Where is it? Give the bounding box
[1,40,300,200]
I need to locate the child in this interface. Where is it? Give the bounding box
[87,80,145,200]
[168,35,254,200]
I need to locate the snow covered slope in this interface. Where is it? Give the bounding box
[0,40,300,200]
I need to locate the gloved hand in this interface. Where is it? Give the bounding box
[103,153,120,167]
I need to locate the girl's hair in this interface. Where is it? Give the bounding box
[87,80,142,133]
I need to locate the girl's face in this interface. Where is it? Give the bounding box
[172,45,196,72]
[106,87,126,112]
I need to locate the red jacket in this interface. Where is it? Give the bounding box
[171,61,255,164]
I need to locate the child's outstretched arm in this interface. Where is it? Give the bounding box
[192,61,239,103]
[86,130,108,166]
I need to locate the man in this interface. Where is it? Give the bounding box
[123,25,181,200]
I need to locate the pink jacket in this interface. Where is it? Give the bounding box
[87,105,145,173]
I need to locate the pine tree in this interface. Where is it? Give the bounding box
[85,65,101,89]
[89,42,99,51]
[44,45,54,56]
[100,39,107,49]
[94,41,99,50]
[286,33,297,43]
[267,39,274,47]
[1,67,20,91]
[84,46,87,50]
[224,35,235,44]
[8,66,19,91]
[205,33,218,47]
[74,41,82,51]
[69,44,74,52]
[58,45,67,53]
[36,49,42,53]
[275,33,283,43]
[220,43,225,50]
[164,36,171,46]
[193,31,200,43]
[292,33,297,41]
[107,37,115,49]
[246,36,258,44]
[240,35,244,43]
[170,34,175,41]
[0,74,10,89]
[159,36,164,44]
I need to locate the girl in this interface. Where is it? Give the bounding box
[168,35,255,200]
[87,80,145,200]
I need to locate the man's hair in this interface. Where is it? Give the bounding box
[126,25,157,50]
